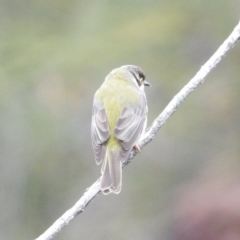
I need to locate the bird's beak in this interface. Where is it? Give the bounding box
[144,80,151,87]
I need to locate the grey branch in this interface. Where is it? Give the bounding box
[35,21,240,240]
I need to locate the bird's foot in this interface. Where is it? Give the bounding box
[134,144,141,152]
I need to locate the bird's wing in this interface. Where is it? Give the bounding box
[114,101,148,160]
[91,100,110,165]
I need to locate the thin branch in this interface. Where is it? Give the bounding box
[35,21,240,240]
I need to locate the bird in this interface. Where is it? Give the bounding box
[91,65,150,194]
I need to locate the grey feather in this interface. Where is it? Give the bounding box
[110,152,121,192]
[91,100,110,165]
[101,151,122,195]
[101,153,111,193]
[114,101,148,159]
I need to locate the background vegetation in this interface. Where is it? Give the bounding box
[1,1,240,239]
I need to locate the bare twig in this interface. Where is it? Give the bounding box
[35,21,240,240]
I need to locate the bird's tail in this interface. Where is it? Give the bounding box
[101,149,122,195]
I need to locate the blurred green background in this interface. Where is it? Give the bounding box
[1,1,240,239]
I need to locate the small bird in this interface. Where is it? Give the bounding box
[91,65,150,194]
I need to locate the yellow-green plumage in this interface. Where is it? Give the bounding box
[95,72,141,151]
[91,65,149,194]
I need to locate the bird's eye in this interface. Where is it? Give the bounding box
[139,77,144,85]
[136,77,142,86]
[129,68,145,87]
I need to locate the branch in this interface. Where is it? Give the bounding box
[35,21,240,240]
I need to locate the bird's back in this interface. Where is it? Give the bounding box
[94,75,142,136]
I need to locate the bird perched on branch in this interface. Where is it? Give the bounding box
[91,65,150,194]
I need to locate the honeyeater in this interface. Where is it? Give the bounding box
[91,65,150,194]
